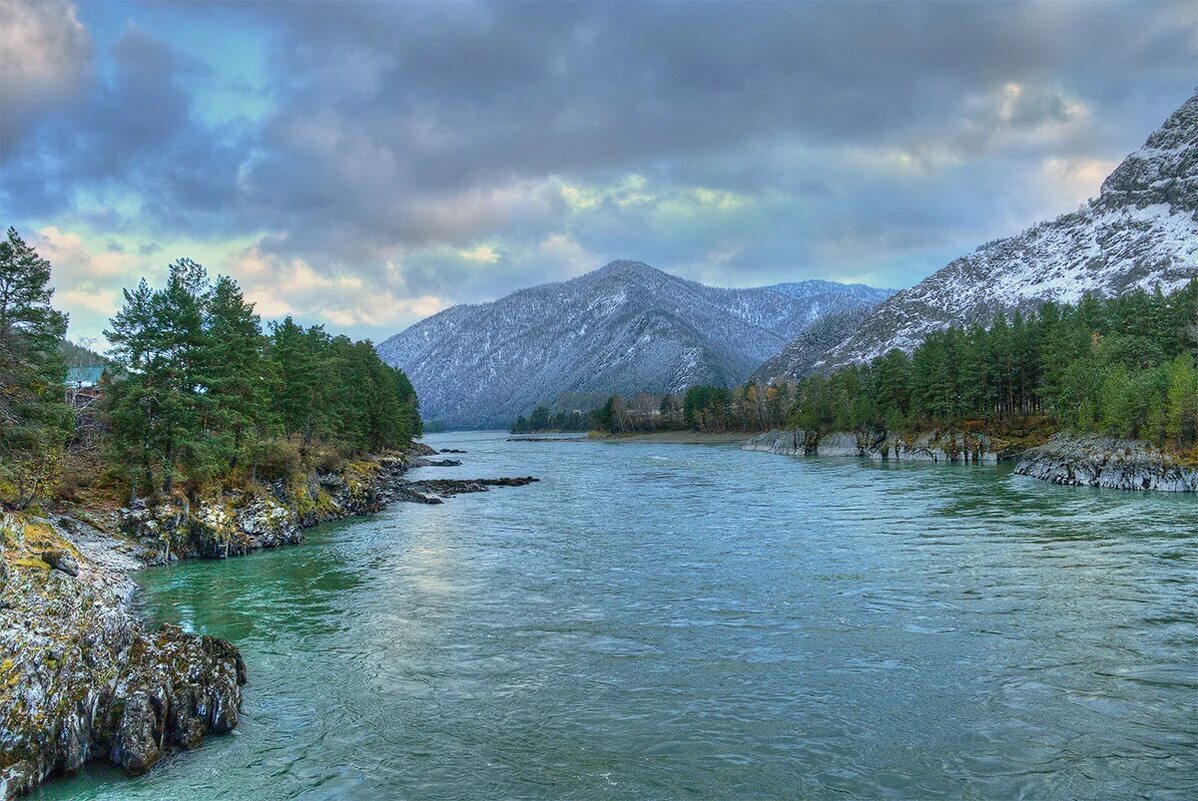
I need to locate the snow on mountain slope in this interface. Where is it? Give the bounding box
[751,306,876,384]
[770,89,1198,378]
[376,261,891,427]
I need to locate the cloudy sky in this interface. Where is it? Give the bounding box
[2,1,1195,344]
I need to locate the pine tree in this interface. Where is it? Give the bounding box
[0,228,72,507]
[1166,354,1198,448]
[202,275,275,467]
[268,317,322,444]
[1098,365,1135,438]
[105,259,216,495]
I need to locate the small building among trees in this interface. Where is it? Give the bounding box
[64,365,107,410]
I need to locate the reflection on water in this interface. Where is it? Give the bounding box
[34,432,1198,800]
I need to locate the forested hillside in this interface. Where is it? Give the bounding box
[789,283,1198,449]
[759,89,1198,382]
[561,283,1198,455]
[0,228,420,509]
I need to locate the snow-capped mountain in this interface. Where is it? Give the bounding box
[376,261,891,428]
[761,89,1198,380]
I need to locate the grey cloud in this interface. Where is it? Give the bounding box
[231,1,1196,262]
[0,0,92,158]
[2,22,247,233]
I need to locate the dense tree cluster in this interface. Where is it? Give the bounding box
[0,231,420,508]
[513,383,795,435]
[789,283,1198,448]
[105,259,420,496]
[678,383,793,432]
[529,282,1198,452]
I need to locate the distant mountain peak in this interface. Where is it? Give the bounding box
[377,261,891,428]
[593,259,660,275]
[1097,90,1197,212]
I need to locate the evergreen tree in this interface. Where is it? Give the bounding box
[0,228,72,507]
[1166,354,1198,447]
[105,260,215,494]
[268,317,323,444]
[202,275,274,467]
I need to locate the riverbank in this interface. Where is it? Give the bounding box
[743,427,1017,462]
[0,445,539,798]
[49,429,1196,801]
[1,512,248,799]
[743,427,1198,492]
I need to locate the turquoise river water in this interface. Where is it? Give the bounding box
[32,431,1198,800]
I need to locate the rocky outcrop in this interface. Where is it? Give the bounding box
[870,430,1001,463]
[742,428,810,454]
[116,451,543,564]
[746,428,1198,492]
[120,456,418,563]
[0,514,246,799]
[743,428,1001,463]
[1015,433,1198,492]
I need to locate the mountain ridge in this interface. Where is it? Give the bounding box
[377,261,891,427]
[758,89,1198,382]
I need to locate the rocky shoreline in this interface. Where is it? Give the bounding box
[743,428,1006,463]
[744,428,1198,492]
[1,445,538,798]
[1014,433,1198,492]
[0,512,249,799]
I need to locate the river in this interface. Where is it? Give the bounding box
[32,431,1198,800]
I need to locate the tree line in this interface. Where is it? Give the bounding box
[511,405,593,433]
[788,282,1198,448]
[0,228,420,509]
[511,383,796,435]
[513,281,1198,453]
